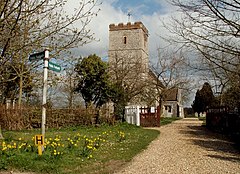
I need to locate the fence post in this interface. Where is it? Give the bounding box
[0,125,3,139]
[125,106,129,123]
[12,99,16,109]
[6,99,11,109]
[136,106,140,126]
[157,106,161,127]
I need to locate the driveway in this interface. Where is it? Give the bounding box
[114,118,240,174]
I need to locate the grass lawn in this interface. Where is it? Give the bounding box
[0,123,159,174]
[198,117,206,121]
[160,117,181,126]
[198,117,206,126]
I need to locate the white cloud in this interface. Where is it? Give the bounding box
[73,1,128,58]
[73,0,179,62]
[141,12,183,62]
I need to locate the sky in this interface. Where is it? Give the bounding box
[73,0,178,62]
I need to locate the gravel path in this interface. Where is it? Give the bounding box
[114,118,240,174]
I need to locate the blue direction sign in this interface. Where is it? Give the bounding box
[48,61,61,72]
[29,51,45,61]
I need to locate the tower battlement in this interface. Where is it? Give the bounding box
[109,22,148,34]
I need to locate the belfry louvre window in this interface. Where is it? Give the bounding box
[123,36,127,44]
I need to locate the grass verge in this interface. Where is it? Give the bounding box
[198,117,206,126]
[160,117,181,126]
[0,123,159,174]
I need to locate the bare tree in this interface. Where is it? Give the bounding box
[0,0,100,105]
[166,0,239,75]
[149,49,193,107]
[109,47,192,111]
[162,0,240,108]
[109,52,149,105]
[59,57,82,109]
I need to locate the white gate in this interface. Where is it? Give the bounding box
[125,106,140,126]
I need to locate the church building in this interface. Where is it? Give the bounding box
[107,21,184,119]
[108,22,156,106]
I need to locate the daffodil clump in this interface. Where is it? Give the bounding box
[0,130,126,162]
[116,131,126,142]
[44,135,64,158]
[67,133,80,149]
[0,137,35,159]
[0,141,17,157]
[80,135,104,159]
[18,137,34,153]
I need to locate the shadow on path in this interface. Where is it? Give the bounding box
[207,154,240,163]
[179,124,240,162]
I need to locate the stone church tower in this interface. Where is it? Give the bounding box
[108,22,149,78]
[108,21,150,105]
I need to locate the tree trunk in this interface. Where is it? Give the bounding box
[18,75,23,107]
[96,108,100,124]
[68,76,73,109]
[158,97,163,116]
[69,93,73,109]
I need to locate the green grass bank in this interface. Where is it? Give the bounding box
[0,123,159,174]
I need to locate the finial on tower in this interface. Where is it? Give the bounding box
[127,10,132,22]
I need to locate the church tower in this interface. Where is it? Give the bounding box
[108,22,149,77]
[108,21,150,105]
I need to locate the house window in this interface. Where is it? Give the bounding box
[165,105,172,113]
[123,36,127,44]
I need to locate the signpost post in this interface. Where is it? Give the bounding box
[42,49,49,151]
[29,49,61,153]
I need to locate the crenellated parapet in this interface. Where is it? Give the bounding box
[109,22,148,35]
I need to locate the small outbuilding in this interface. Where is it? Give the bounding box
[162,88,184,118]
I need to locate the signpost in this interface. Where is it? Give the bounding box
[29,51,45,61]
[42,50,49,151]
[48,61,61,72]
[29,49,61,154]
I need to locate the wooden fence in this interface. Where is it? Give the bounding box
[125,106,160,127]
[206,107,240,144]
[140,107,160,127]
